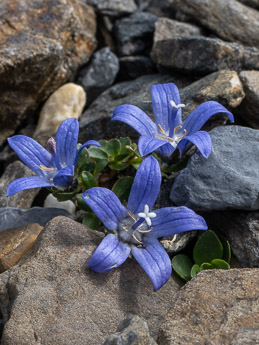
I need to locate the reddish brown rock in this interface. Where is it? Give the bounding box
[0,0,96,145]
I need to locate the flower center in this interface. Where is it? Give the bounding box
[154,124,187,148]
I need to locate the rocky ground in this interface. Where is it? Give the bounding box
[0,0,259,344]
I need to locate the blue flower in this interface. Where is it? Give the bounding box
[82,156,207,291]
[6,118,100,196]
[112,83,234,158]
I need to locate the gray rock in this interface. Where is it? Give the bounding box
[0,207,73,231]
[118,56,157,81]
[204,210,259,268]
[77,47,119,105]
[170,126,259,211]
[113,12,158,56]
[0,216,181,345]
[0,0,96,145]
[151,36,259,74]
[236,70,259,128]
[0,161,39,209]
[153,17,202,42]
[103,315,157,345]
[79,73,193,142]
[85,0,137,16]
[238,0,259,9]
[161,231,197,255]
[174,0,259,48]
[158,269,259,345]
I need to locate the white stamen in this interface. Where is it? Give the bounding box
[138,204,157,227]
[170,100,185,109]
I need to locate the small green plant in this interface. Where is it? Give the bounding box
[172,230,231,282]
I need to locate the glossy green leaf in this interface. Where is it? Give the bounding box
[52,187,80,202]
[76,146,90,171]
[93,159,108,175]
[88,146,108,160]
[211,259,230,269]
[193,230,223,266]
[172,254,193,282]
[112,176,134,202]
[82,212,100,230]
[218,236,231,263]
[190,264,200,278]
[76,194,91,212]
[105,139,121,157]
[81,171,98,189]
[200,262,214,270]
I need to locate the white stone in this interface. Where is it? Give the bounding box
[43,194,76,216]
[34,83,86,139]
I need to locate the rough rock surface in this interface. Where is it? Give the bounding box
[0,207,72,231]
[118,56,156,81]
[237,70,259,128]
[204,210,259,268]
[151,37,259,74]
[171,126,259,211]
[113,12,158,57]
[0,217,181,345]
[158,269,259,345]
[85,0,137,16]
[103,315,157,345]
[174,0,259,48]
[77,47,119,105]
[0,161,39,209]
[33,83,86,141]
[0,0,96,145]
[238,0,259,9]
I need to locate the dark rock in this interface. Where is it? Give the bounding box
[151,36,259,74]
[238,0,259,9]
[236,71,259,128]
[0,217,180,345]
[153,17,202,42]
[143,0,176,17]
[79,73,192,141]
[0,161,39,209]
[204,210,259,268]
[77,47,119,105]
[0,207,73,231]
[113,11,158,56]
[0,0,96,146]
[174,0,259,48]
[85,0,137,16]
[158,269,259,345]
[103,314,157,345]
[118,56,157,81]
[170,126,259,211]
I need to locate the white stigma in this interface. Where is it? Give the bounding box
[170,100,185,109]
[138,204,157,227]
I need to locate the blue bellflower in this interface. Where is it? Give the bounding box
[6,118,100,196]
[82,156,207,291]
[112,83,234,157]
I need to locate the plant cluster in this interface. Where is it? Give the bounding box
[6,83,234,291]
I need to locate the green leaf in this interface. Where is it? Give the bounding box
[193,230,223,266]
[119,137,131,147]
[81,171,98,189]
[76,194,91,212]
[190,264,200,278]
[211,259,230,269]
[218,235,231,263]
[171,254,193,282]
[93,159,108,175]
[82,212,100,230]
[112,176,134,202]
[76,146,90,171]
[105,139,121,157]
[52,188,80,202]
[200,262,214,270]
[113,153,133,163]
[109,162,129,171]
[88,146,108,160]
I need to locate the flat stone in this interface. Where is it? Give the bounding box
[0,0,96,145]
[0,161,39,209]
[0,216,181,345]
[170,126,259,211]
[103,315,157,345]
[0,223,43,273]
[157,269,259,345]
[77,47,119,106]
[33,83,86,142]
[118,56,157,81]
[151,36,259,74]
[85,0,137,16]
[0,207,73,231]
[174,0,259,48]
[113,12,158,56]
[204,210,259,268]
[153,17,202,42]
[236,70,259,128]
